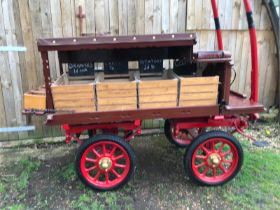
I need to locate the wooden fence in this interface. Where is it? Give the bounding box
[0,0,278,140]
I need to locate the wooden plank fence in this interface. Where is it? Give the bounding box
[0,0,278,140]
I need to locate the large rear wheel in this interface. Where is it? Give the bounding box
[76,135,136,191]
[184,131,243,186]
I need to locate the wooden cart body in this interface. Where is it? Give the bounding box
[23,33,263,125]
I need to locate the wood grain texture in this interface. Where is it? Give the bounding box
[118,0,128,35]
[139,78,178,109]
[96,80,137,111]
[136,0,145,34]
[85,0,96,35]
[128,0,136,35]
[139,101,177,109]
[145,0,153,34]
[52,82,95,112]
[153,0,162,34]
[24,94,46,110]
[179,76,219,107]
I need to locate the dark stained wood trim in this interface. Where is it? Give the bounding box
[45,106,220,125]
[222,94,264,116]
[41,51,54,109]
[37,33,197,52]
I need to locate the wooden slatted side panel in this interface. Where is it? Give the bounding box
[96,81,137,111]
[52,83,95,112]
[179,76,219,106]
[24,94,46,110]
[138,79,178,109]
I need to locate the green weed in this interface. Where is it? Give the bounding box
[71,193,105,210]
[61,162,76,181]
[6,204,26,210]
[17,158,41,190]
[0,182,5,193]
[71,190,134,210]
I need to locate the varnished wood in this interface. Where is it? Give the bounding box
[24,94,46,110]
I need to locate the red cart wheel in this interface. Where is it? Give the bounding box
[164,119,204,148]
[184,131,243,185]
[76,135,136,191]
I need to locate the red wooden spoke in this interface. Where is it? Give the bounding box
[195,155,206,160]
[221,150,232,157]
[219,165,227,174]
[80,141,131,188]
[110,146,117,155]
[85,165,97,172]
[202,146,210,154]
[115,163,126,168]
[223,159,233,163]
[192,138,239,184]
[92,148,101,158]
[93,170,101,181]
[212,167,217,177]
[105,172,109,184]
[195,162,206,169]
[218,143,225,153]
[202,166,209,176]
[102,143,107,154]
[113,154,125,161]
[211,140,216,151]
[85,157,97,163]
[111,169,121,178]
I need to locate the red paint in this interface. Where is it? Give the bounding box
[211,0,224,50]
[170,119,204,145]
[62,120,142,143]
[243,0,252,11]
[249,26,259,101]
[172,116,248,131]
[243,0,259,102]
[216,30,224,51]
[191,138,239,184]
[80,141,130,188]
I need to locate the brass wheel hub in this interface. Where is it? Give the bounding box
[208,153,221,167]
[98,157,112,171]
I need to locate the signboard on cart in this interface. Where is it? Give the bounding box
[68,62,95,76]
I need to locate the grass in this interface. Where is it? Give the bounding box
[61,162,76,181]
[220,140,280,209]
[0,182,5,193]
[0,157,41,210]
[71,193,105,210]
[16,158,41,190]
[70,190,133,210]
[4,204,26,210]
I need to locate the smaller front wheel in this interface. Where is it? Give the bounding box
[76,135,136,191]
[184,131,243,186]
